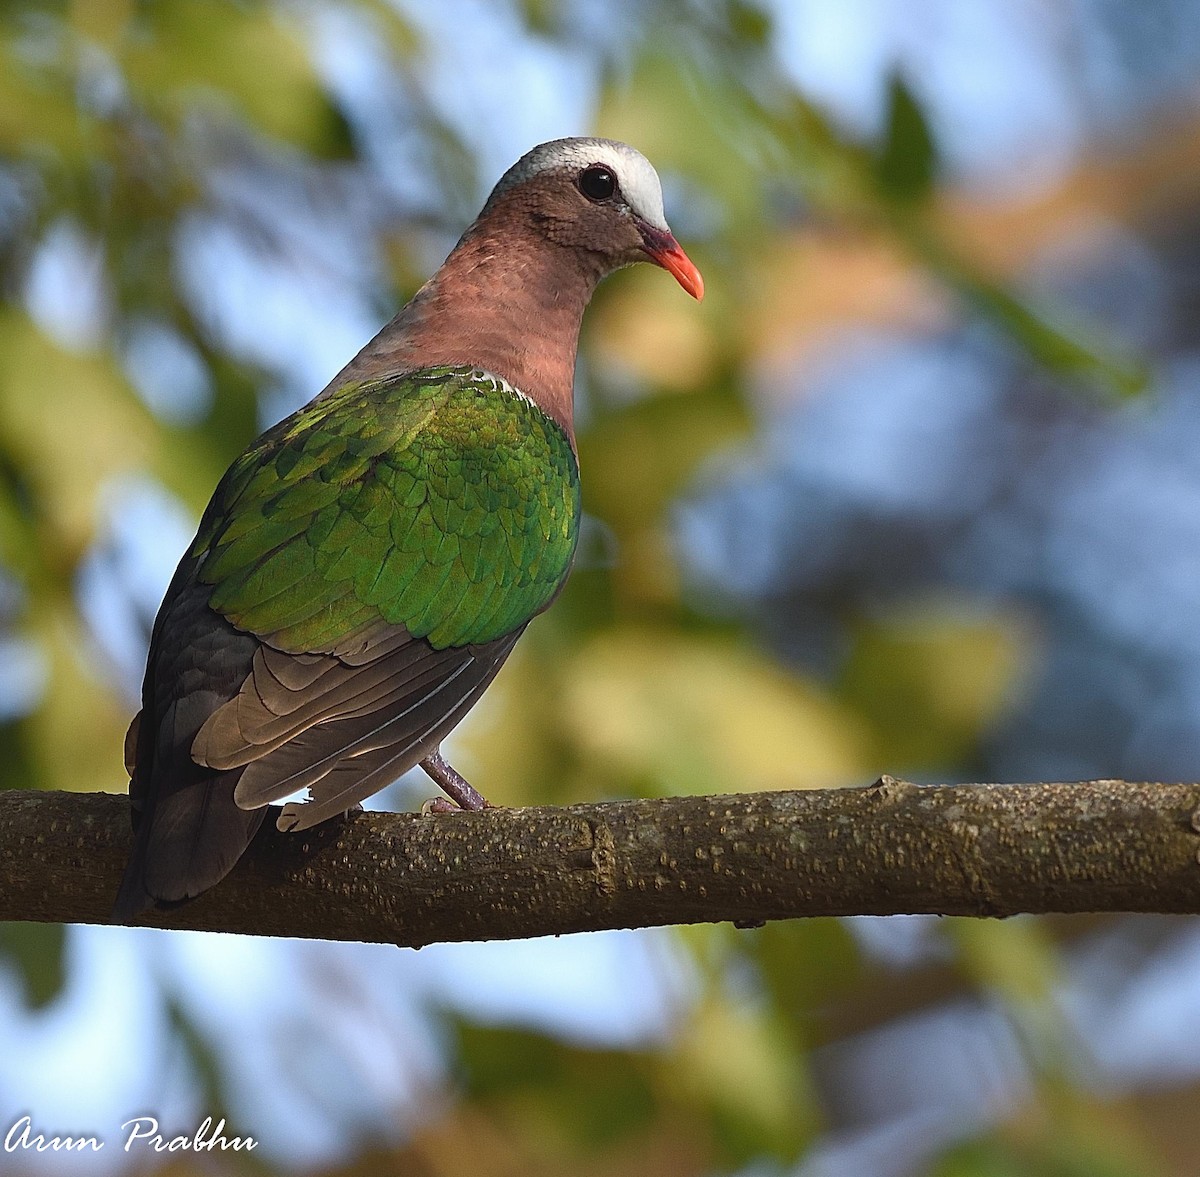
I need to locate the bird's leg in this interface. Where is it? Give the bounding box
[419,749,491,812]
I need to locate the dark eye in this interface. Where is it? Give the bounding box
[579,165,617,202]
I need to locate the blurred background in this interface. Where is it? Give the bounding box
[3,1,1200,1174]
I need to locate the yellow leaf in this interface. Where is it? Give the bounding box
[0,311,153,559]
[561,627,869,795]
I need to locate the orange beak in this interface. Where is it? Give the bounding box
[640,227,704,300]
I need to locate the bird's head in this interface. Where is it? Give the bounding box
[479,137,704,300]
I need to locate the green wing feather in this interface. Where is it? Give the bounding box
[192,366,580,652]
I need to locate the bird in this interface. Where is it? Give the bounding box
[113,137,703,918]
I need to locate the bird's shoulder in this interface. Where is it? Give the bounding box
[201,366,572,528]
[186,365,581,653]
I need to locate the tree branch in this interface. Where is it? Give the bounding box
[1,779,1198,944]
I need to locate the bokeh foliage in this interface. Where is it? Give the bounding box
[0,2,1189,1175]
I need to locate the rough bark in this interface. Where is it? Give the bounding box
[1,779,1198,944]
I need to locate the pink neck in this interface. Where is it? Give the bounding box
[324,226,601,436]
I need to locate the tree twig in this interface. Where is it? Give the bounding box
[1,779,1198,944]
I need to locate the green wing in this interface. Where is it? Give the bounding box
[192,366,580,652]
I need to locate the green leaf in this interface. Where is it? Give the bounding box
[950,918,1061,1006]
[452,1020,658,1149]
[561,627,870,796]
[875,72,937,202]
[725,1,773,48]
[671,994,815,1166]
[121,1,347,155]
[0,921,65,1009]
[515,0,564,37]
[933,1132,1162,1177]
[954,270,1151,398]
[753,919,863,1036]
[900,219,1151,398]
[838,603,1027,772]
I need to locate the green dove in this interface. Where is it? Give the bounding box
[114,137,703,918]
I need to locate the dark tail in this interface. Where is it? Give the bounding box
[111,774,266,921]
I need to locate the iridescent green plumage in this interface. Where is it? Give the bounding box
[194,366,580,651]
